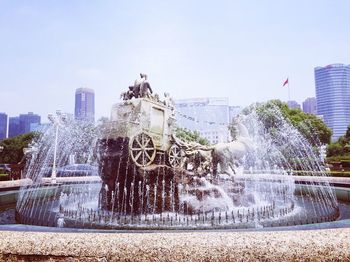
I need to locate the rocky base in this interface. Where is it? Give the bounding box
[0,229,350,261]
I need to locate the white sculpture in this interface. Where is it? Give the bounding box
[211,118,253,177]
[57,214,65,228]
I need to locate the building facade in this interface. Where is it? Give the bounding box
[29,123,50,133]
[8,113,41,138]
[75,88,95,122]
[229,106,242,121]
[302,97,317,114]
[19,112,41,134]
[0,113,8,139]
[287,100,301,110]
[175,97,232,144]
[8,117,20,138]
[315,63,350,140]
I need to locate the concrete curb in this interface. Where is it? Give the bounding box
[0,229,349,261]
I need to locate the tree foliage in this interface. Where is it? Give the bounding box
[175,127,210,145]
[327,125,350,157]
[243,100,332,146]
[0,132,40,164]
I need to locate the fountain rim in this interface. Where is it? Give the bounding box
[6,180,350,233]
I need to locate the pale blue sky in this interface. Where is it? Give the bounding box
[1,1,350,120]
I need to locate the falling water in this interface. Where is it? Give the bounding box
[15,101,339,229]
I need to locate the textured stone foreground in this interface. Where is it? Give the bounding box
[0,229,350,261]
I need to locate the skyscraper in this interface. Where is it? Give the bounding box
[302,97,317,115]
[8,117,20,138]
[19,112,41,134]
[75,88,95,122]
[287,100,301,110]
[8,113,41,137]
[0,113,8,139]
[315,63,350,140]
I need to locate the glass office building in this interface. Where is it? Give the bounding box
[0,113,7,139]
[302,97,317,115]
[8,117,20,138]
[287,100,301,110]
[75,88,95,122]
[19,112,41,134]
[315,64,350,140]
[8,113,41,137]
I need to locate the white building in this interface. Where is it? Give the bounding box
[175,97,240,144]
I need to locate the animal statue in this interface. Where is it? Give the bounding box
[184,149,212,175]
[120,87,134,100]
[211,119,253,177]
[170,134,212,174]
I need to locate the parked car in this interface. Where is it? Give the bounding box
[57,164,98,177]
[0,164,11,174]
[42,164,98,177]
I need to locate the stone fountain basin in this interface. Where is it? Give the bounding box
[1,175,350,231]
[1,183,349,260]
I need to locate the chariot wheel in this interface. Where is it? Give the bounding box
[168,144,183,168]
[129,132,156,167]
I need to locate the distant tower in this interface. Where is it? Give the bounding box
[19,112,41,134]
[315,64,350,140]
[287,100,301,110]
[8,117,20,138]
[75,88,95,122]
[0,113,8,139]
[302,97,317,114]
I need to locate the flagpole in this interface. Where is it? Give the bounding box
[288,77,290,101]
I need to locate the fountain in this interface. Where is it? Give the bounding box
[14,75,340,230]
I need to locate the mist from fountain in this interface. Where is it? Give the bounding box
[15,103,339,230]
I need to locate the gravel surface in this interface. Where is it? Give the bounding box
[0,228,350,261]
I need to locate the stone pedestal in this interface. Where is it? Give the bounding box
[98,138,187,215]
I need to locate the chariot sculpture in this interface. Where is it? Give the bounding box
[97,74,254,213]
[100,73,252,175]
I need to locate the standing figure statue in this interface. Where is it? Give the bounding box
[133,73,153,98]
[164,92,175,116]
[164,92,175,108]
[120,73,153,100]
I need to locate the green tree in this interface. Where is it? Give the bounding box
[0,132,40,164]
[327,125,350,157]
[244,100,332,146]
[175,128,210,145]
[345,125,350,140]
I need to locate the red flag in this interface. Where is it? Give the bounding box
[283,78,289,87]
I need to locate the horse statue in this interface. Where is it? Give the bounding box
[211,117,253,177]
[171,134,212,175]
[120,86,134,100]
[184,149,212,175]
